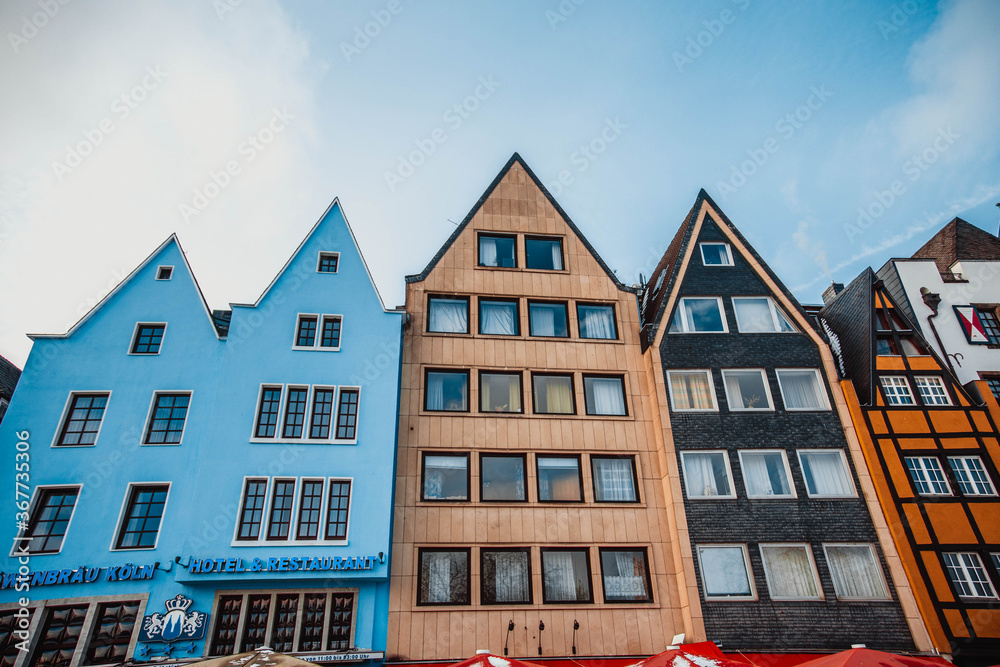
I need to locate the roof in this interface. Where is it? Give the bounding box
[911,216,1000,275]
[405,152,632,292]
[0,354,20,400]
[818,268,876,404]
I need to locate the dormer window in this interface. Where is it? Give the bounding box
[156,266,173,280]
[524,236,564,270]
[700,242,733,266]
[478,234,516,268]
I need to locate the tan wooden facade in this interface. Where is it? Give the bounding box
[386,158,687,660]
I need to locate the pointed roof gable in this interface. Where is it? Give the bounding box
[912,217,1000,275]
[405,152,630,291]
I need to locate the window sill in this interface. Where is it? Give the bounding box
[142,442,182,447]
[291,346,342,352]
[231,539,350,547]
[249,438,357,445]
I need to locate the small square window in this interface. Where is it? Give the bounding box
[479,299,518,335]
[583,375,627,416]
[943,552,997,599]
[524,236,564,270]
[537,456,583,502]
[17,487,79,554]
[482,549,532,604]
[481,454,527,502]
[480,372,522,413]
[760,544,823,600]
[591,456,638,502]
[419,549,470,605]
[600,548,652,602]
[880,376,914,405]
[681,451,735,499]
[738,450,795,498]
[479,234,516,268]
[130,323,165,354]
[115,484,168,549]
[696,544,755,600]
[798,450,856,498]
[156,266,173,280]
[670,297,728,333]
[144,393,190,444]
[732,297,796,333]
[722,369,773,411]
[700,242,733,266]
[57,392,109,446]
[532,374,575,414]
[577,303,618,339]
[947,456,997,496]
[528,301,569,337]
[317,252,339,273]
[905,456,952,496]
[667,370,717,411]
[915,376,951,406]
[775,369,830,411]
[422,454,469,501]
[425,370,469,412]
[428,296,469,333]
[823,544,890,600]
[541,548,592,603]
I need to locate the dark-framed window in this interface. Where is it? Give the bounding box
[478,234,516,268]
[591,456,638,502]
[83,600,141,665]
[22,487,79,553]
[255,386,282,438]
[418,548,470,605]
[479,298,519,335]
[296,480,324,540]
[577,303,618,339]
[31,604,89,667]
[57,392,109,446]
[237,478,268,540]
[481,454,527,502]
[600,548,653,602]
[317,252,339,273]
[422,453,469,501]
[115,484,168,549]
[335,389,359,440]
[144,393,190,444]
[325,480,351,540]
[295,315,318,347]
[425,369,469,412]
[480,371,523,413]
[528,301,569,337]
[583,375,627,416]
[974,305,1000,344]
[537,455,583,502]
[130,323,165,354]
[540,548,592,603]
[156,265,173,280]
[266,479,296,540]
[320,316,342,348]
[282,387,308,438]
[524,236,564,270]
[428,296,469,333]
[309,388,334,439]
[532,374,575,414]
[482,548,532,604]
[983,373,1000,401]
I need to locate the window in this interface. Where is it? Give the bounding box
[775,369,830,411]
[481,454,526,501]
[732,297,796,333]
[309,388,334,439]
[56,392,109,446]
[156,265,173,280]
[253,385,349,443]
[667,370,717,411]
[591,456,638,502]
[84,601,141,665]
[955,305,999,344]
[482,549,532,604]
[670,297,728,333]
[267,479,296,540]
[130,323,165,354]
[681,451,735,499]
[320,316,342,349]
[18,487,79,554]
[237,479,268,540]
[948,456,996,496]
[210,591,355,654]
[583,376,627,416]
[541,548,592,603]
[880,376,914,405]
[915,376,951,405]
[296,480,324,540]
[115,484,168,549]
[738,450,795,498]
[235,477,350,544]
[760,544,823,600]
[335,388,359,440]
[532,374,575,414]
[418,549,470,605]
[798,450,856,498]
[524,236,564,270]
[905,457,952,496]
[428,296,469,333]
[254,387,282,438]
[982,374,1000,401]
[479,234,516,267]
[144,393,190,444]
[528,301,569,337]
[422,454,469,501]
[537,456,583,502]
[325,480,351,540]
[700,242,733,266]
[600,549,652,602]
[282,387,309,438]
[696,545,755,600]
[31,605,89,667]
[317,252,339,273]
[480,372,522,413]
[823,544,890,600]
[722,369,773,411]
[577,303,618,339]
[479,299,518,335]
[943,552,997,599]
[425,370,469,411]
[975,306,1000,344]
[294,314,342,349]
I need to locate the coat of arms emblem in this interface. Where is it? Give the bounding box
[139,594,208,642]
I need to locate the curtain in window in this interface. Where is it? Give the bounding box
[426,374,445,410]
[826,546,886,598]
[700,547,751,596]
[684,453,727,497]
[725,372,768,409]
[531,306,556,336]
[491,552,529,602]
[802,452,852,496]
[479,237,498,266]
[670,372,713,410]
[427,554,453,603]
[579,306,615,339]
[429,300,467,333]
[779,371,824,409]
[605,552,646,600]
[543,552,579,601]
[482,375,521,412]
[593,458,635,501]
[589,378,625,415]
[424,456,466,499]
[537,377,572,413]
[762,546,819,598]
[742,453,790,496]
[480,302,516,335]
[735,298,774,332]
[551,243,563,270]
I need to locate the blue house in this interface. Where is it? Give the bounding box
[0,200,403,667]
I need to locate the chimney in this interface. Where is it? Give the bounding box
[822,282,844,306]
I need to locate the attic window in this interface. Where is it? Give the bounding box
[317,252,339,273]
[700,243,733,267]
[156,266,173,280]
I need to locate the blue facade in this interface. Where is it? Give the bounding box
[0,201,402,667]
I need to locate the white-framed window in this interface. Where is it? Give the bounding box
[680,451,735,499]
[797,449,857,498]
[583,375,627,416]
[667,370,718,412]
[991,553,1000,575]
[112,483,170,550]
[942,552,998,599]
[904,456,952,496]
[732,297,796,333]
[699,242,733,266]
[317,251,339,273]
[251,385,359,443]
[947,456,996,496]
[738,450,795,498]
[823,544,890,600]
[12,485,81,555]
[722,369,773,411]
[775,369,830,411]
[670,297,728,333]
[234,476,351,544]
[915,376,951,406]
[759,543,823,600]
[54,391,110,447]
[129,322,166,355]
[429,296,470,333]
[880,376,914,405]
[293,313,342,350]
[143,392,191,445]
[696,544,756,600]
[156,265,173,280]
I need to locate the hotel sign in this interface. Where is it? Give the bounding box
[188,555,380,574]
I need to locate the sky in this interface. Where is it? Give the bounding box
[1,0,998,367]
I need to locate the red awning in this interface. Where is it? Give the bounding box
[791,648,953,667]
